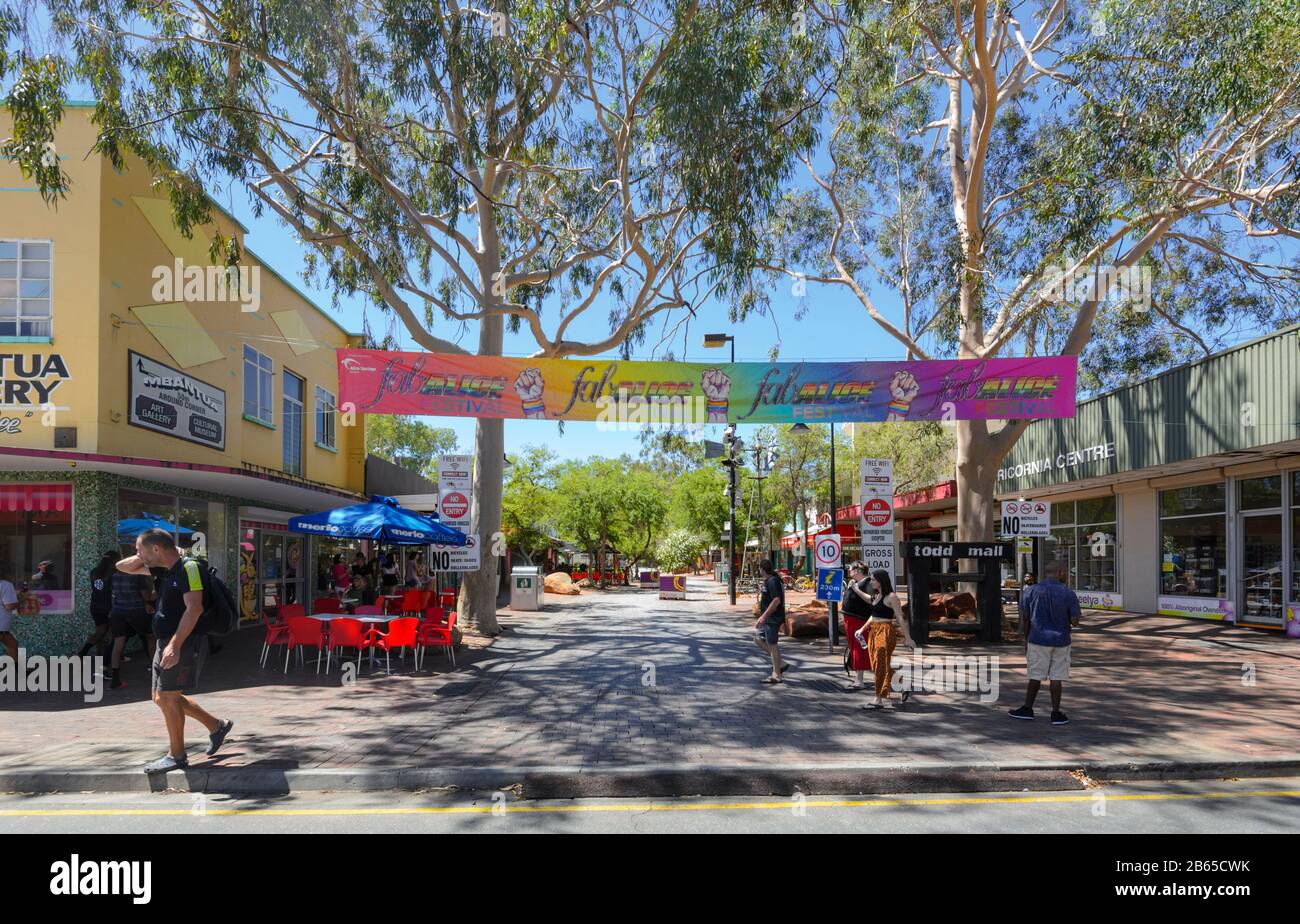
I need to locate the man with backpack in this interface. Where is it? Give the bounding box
[122,528,234,774]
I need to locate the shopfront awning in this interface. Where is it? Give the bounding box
[0,483,72,512]
[779,523,858,549]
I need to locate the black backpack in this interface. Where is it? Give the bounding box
[184,557,241,636]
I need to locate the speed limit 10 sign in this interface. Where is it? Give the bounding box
[814,533,842,569]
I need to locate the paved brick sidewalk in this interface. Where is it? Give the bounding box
[2,575,1299,776]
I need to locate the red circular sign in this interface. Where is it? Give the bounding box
[441,492,469,518]
[862,497,892,528]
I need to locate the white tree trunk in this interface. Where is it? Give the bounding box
[457,203,506,635]
[954,420,999,543]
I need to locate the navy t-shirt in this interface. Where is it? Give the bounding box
[1024,579,1081,647]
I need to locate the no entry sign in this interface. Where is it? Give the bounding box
[440,491,469,519]
[861,497,893,529]
[814,533,842,569]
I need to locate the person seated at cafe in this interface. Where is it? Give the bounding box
[342,574,378,608]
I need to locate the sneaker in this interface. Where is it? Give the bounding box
[206,719,234,756]
[1051,711,1069,725]
[143,754,188,774]
[1008,705,1035,720]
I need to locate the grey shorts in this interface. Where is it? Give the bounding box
[1026,642,1070,681]
[152,634,209,694]
[756,620,781,645]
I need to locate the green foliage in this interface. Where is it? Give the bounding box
[501,445,558,564]
[849,421,955,496]
[364,415,457,479]
[668,465,730,546]
[656,528,706,573]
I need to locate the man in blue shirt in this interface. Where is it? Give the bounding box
[1009,559,1081,725]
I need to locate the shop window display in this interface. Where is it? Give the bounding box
[1159,485,1227,599]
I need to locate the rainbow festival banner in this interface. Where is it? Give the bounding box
[337,350,1077,424]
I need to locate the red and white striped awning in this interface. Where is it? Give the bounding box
[0,483,72,512]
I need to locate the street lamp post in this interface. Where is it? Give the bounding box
[702,332,735,363]
[722,425,741,606]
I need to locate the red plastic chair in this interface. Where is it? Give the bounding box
[311,597,341,614]
[326,617,367,675]
[260,615,292,668]
[284,615,327,674]
[399,588,424,617]
[417,590,433,612]
[372,617,419,673]
[279,603,306,621]
[417,612,457,669]
[438,589,455,611]
[420,606,446,628]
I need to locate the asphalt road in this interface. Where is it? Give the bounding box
[4,776,1300,833]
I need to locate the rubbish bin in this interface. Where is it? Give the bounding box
[511,566,542,611]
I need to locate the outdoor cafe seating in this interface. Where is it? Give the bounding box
[259,494,469,678]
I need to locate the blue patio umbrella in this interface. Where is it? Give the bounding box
[116,515,195,540]
[288,495,468,546]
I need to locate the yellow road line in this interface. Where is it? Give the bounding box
[4,789,1300,817]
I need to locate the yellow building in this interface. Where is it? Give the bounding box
[1,106,367,654]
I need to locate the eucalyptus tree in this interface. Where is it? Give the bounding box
[755,0,1300,539]
[2,0,814,629]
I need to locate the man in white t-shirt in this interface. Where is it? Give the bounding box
[0,563,20,661]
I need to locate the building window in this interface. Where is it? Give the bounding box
[0,240,53,337]
[1043,497,1118,592]
[283,371,304,476]
[243,345,273,424]
[315,386,336,449]
[1292,472,1300,605]
[1159,484,1227,598]
[0,484,73,612]
[1239,474,1281,510]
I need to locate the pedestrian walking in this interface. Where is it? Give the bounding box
[127,528,233,774]
[0,562,19,662]
[1009,559,1080,726]
[840,562,873,690]
[753,559,789,684]
[77,550,117,658]
[850,569,914,708]
[108,552,157,689]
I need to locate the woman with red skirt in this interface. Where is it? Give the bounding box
[840,562,873,690]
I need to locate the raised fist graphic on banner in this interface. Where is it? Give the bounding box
[701,368,732,422]
[514,368,546,418]
[885,371,920,421]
